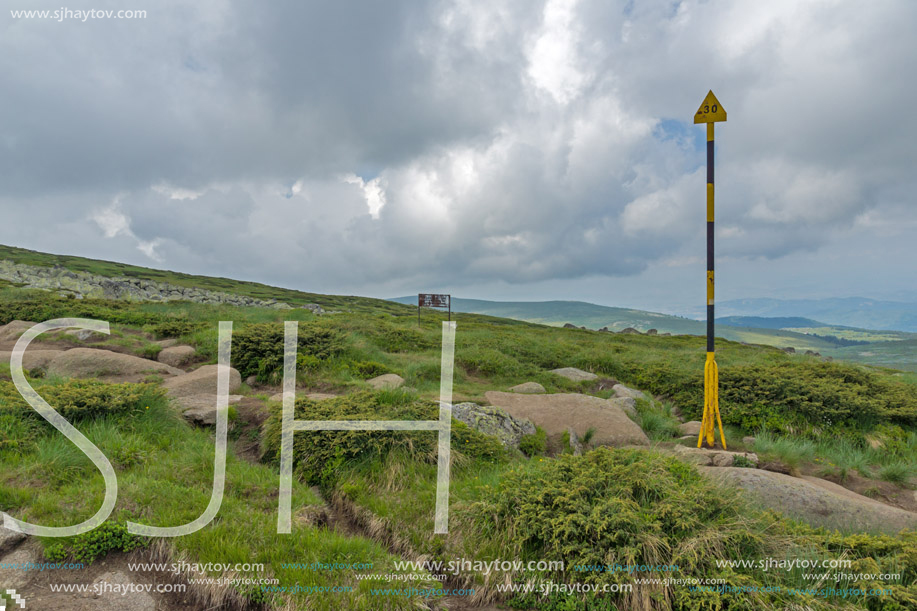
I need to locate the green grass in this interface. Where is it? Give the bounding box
[0,379,429,610]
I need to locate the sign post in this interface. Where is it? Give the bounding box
[694,90,727,449]
[418,294,451,325]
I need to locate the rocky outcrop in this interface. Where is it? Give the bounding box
[510,381,546,394]
[549,367,597,382]
[450,402,536,448]
[700,467,917,533]
[484,391,649,448]
[46,348,183,379]
[0,260,292,309]
[162,364,242,398]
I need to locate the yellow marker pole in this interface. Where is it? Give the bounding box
[694,91,727,449]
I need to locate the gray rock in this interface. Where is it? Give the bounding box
[366,373,404,390]
[484,391,649,448]
[157,345,196,368]
[742,436,757,446]
[620,327,640,334]
[567,427,583,455]
[700,467,917,534]
[302,303,325,315]
[613,384,647,401]
[178,394,244,426]
[451,402,535,448]
[549,367,597,382]
[0,526,25,554]
[608,396,637,418]
[646,328,658,335]
[678,421,703,436]
[162,364,242,398]
[510,381,546,394]
[562,323,577,329]
[671,445,758,467]
[64,328,105,341]
[47,348,184,379]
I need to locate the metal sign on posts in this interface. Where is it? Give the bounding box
[694,90,727,449]
[418,293,451,324]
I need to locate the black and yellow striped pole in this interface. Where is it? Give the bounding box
[694,90,727,449]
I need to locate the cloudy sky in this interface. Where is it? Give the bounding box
[1,0,915,313]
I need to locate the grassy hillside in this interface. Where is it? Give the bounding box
[3,251,917,609]
[391,296,917,364]
[0,243,410,316]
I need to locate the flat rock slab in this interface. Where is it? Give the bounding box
[157,345,196,367]
[699,467,917,534]
[671,445,758,467]
[549,367,598,382]
[510,381,546,394]
[162,364,242,398]
[366,373,404,390]
[0,349,65,371]
[484,391,649,448]
[47,348,184,378]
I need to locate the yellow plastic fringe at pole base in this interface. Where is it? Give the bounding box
[698,352,727,449]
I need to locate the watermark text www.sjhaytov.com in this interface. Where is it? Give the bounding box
[10,8,147,21]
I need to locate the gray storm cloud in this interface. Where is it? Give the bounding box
[0,0,914,303]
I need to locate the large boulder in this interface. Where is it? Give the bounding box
[0,349,65,371]
[47,348,183,378]
[608,396,637,418]
[157,345,196,368]
[484,391,649,448]
[451,402,536,448]
[510,381,546,394]
[176,394,244,425]
[366,373,404,390]
[162,364,242,398]
[549,367,597,382]
[700,467,917,533]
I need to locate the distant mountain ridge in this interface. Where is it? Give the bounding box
[700,297,917,333]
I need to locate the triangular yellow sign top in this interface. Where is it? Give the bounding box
[694,90,727,123]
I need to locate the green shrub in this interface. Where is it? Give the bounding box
[350,360,389,378]
[261,391,505,487]
[519,427,547,457]
[232,322,345,382]
[146,320,200,339]
[0,380,163,421]
[43,521,146,564]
